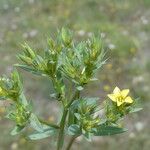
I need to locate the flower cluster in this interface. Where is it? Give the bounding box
[0,71,22,101]
[68,98,101,139]
[105,87,140,125]
[7,103,31,127]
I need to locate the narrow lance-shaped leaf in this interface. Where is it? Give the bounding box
[68,124,81,136]
[94,125,127,136]
[11,125,25,136]
[29,113,44,132]
[14,64,46,76]
[28,128,56,140]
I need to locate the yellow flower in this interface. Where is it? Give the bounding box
[107,86,133,106]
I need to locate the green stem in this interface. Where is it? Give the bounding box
[57,90,80,150]
[66,136,77,150]
[57,109,68,150]
[67,90,80,108]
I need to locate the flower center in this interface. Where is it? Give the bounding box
[117,96,124,102]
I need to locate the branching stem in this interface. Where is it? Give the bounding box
[57,90,80,150]
[66,136,78,150]
[57,109,68,150]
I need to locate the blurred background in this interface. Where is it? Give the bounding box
[0,0,150,150]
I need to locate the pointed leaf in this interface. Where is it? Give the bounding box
[129,107,143,113]
[28,129,56,140]
[14,64,45,76]
[11,125,25,135]
[68,124,81,135]
[29,114,44,132]
[94,125,127,136]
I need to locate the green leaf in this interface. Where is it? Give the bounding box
[61,28,72,45]
[70,97,99,111]
[129,107,143,113]
[47,37,55,49]
[68,110,75,126]
[74,113,81,120]
[22,43,36,59]
[11,125,25,135]
[18,55,32,64]
[83,132,92,141]
[70,100,80,110]
[28,129,56,140]
[68,124,81,135]
[128,98,142,113]
[19,92,28,106]
[14,64,45,76]
[94,125,127,136]
[85,97,99,105]
[29,114,44,132]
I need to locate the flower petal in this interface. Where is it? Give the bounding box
[121,89,129,98]
[125,96,133,104]
[113,87,120,94]
[107,94,117,102]
[117,100,123,106]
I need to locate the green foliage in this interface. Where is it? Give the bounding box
[68,98,101,139]
[94,125,127,136]
[104,98,142,125]
[0,28,142,150]
[60,35,105,86]
[7,103,31,126]
[11,125,25,136]
[0,70,22,101]
[68,124,81,136]
[28,129,56,140]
